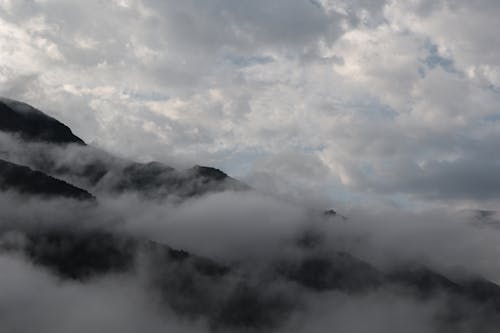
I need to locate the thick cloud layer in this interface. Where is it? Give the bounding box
[2,179,500,332]
[0,127,500,332]
[1,0,500,205]
[0,254,211,333]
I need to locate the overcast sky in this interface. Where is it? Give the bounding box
[1,0,499,208]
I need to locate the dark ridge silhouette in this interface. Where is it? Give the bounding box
[277,251,383,292]
[0,159,94,200]
[387,264,462,297]
[54,159,110,186]
[109,161,178,196]
[101,161,248,199]
[0,98,248,199]
[0,97,85,145]
[190,165,229,181]
[26,229,137,280]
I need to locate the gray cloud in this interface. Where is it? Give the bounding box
[2,127,500,331]
[0,254,210,333]
[2,167,500,332]
[1,1,500,204]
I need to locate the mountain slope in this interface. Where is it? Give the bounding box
[0,97,247,199]
[106,161,248,199]
[0,159,94,200]
[0,98,85,145]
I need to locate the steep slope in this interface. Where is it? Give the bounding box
[105,161,248,199]
[0,159,94,200]
[0,98,85,145]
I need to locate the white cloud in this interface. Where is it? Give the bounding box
[1,0,500,205]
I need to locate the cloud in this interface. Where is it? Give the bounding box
[0,254,210,333]
[1,127,500,331]
[283,289,441,333]
[1,1,500,204]
[2,0,500,327]
[2,181,500,332]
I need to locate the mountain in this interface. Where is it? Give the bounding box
[0,97,247,200]
[0,158,94,200]
[0,98,85,145]
[103,160,247,199]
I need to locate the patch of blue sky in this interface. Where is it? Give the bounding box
[425,44,454,70]
[123,89,169,101]
[323,185,417,210]
[223,54,275,68]
[211,148,267,177]
[341,98,399,120]
[486,84,500,95]
[419,41,459,77]
[215,143,327,178]
[482,113,500,122]
[302,144,327,154]
[360,163,376,179]
[418,65,426,78]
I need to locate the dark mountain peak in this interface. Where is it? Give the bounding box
[0,158,94,201]
[0,97,85,145]
[190,165,229,181]
[107,161,247,199]
[324,209,337,216]
[125,161,176,176]
[108,160,177,196]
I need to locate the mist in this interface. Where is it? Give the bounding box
[2,0,500,330]
[2,160,500,332]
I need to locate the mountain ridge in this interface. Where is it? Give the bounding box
[0,97,86,145]
[0,97,247,199]
[0,158,94,200]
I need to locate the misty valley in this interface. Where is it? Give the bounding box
[1,98,500,332]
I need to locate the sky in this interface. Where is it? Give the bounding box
[1,0,500,209]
